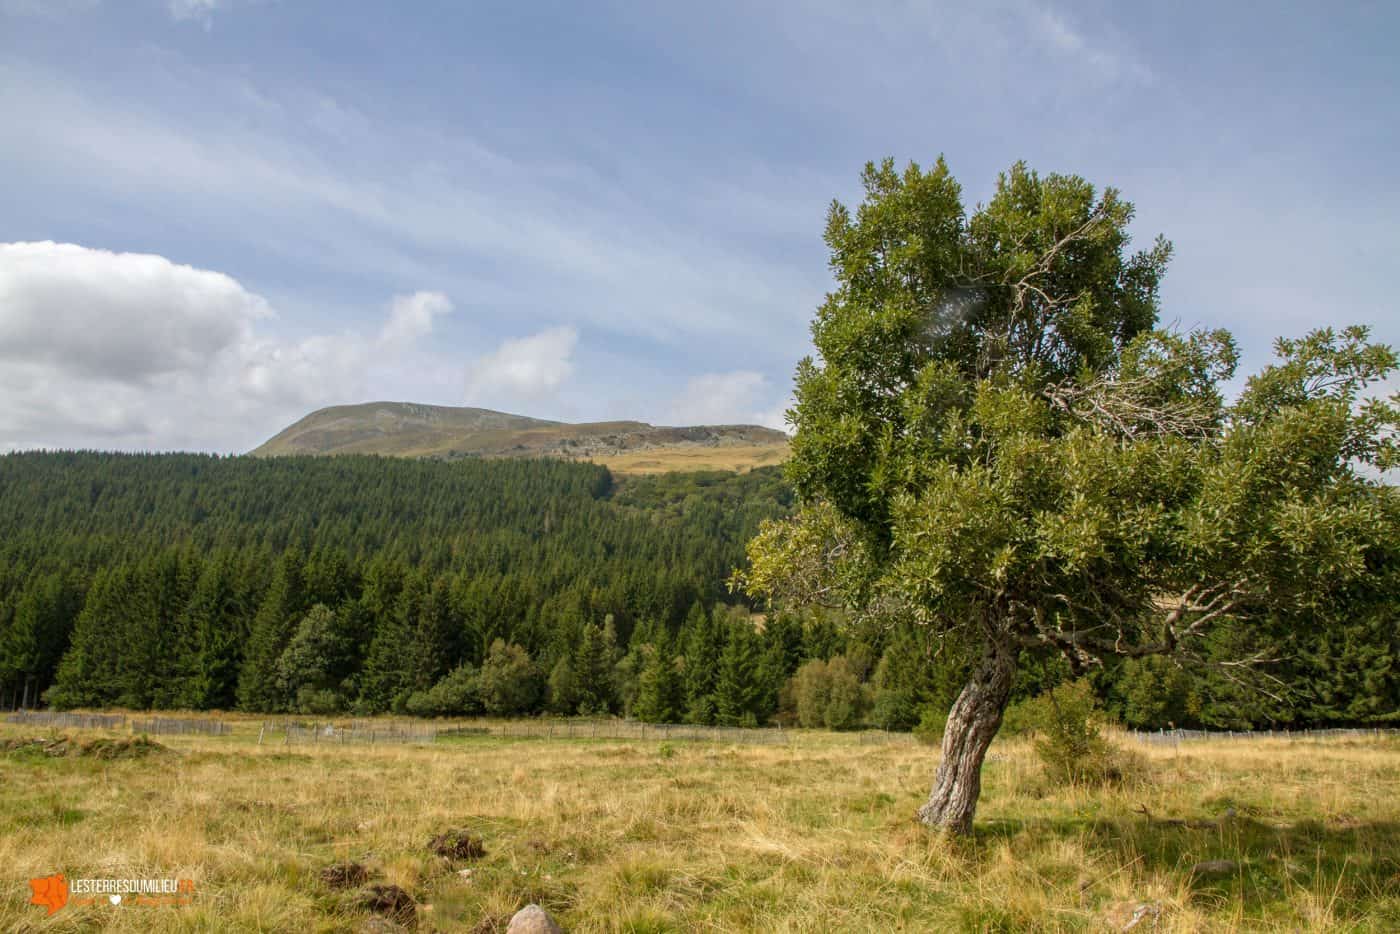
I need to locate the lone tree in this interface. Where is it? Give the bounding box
[739,158,1399,835]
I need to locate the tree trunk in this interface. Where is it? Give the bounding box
[917,638,1016,834]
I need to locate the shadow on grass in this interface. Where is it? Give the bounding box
[969,812,1400,918]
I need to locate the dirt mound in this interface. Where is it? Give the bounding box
[358,884,416,927]
[3,735,170,759]
[320,861,371,889]
[428,829,486,860]
[77,736,171,759]
[3,737,70,757]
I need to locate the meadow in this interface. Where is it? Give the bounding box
[1,718,1396,932]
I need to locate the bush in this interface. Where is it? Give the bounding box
[1013,680,1144,786]
[477,640,544,715]
[403,664,482,717]
[296,687,343,715]
[912,705,948,746]
[789,656,865,729]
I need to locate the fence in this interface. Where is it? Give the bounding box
[487,719,789,746]
[858,730,917,746]
[1125,727,1398,746]
[7,711,127,730]
[130,716,232,736]
[278,721,439,746]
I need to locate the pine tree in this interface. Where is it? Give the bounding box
[633,638,684,723]
[573,621,618,715]
[237,548,306,712]
[682,602,723,724]
[714,621,763,725]
[189,554,249,709]
[358,568,428,713]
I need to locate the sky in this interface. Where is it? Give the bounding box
[1,0,1395,453]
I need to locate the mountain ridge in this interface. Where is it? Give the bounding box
[251,401,790,474]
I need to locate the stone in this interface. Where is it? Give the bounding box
[506,903,563,934]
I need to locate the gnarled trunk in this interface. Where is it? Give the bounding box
[917,638,1016,834]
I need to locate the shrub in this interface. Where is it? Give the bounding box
[1013,679,1144,786]
[477,640,544,715]
[296,687,343,715]
[912,705,948,746]
[403,664,481,717]
[789,656,865,729]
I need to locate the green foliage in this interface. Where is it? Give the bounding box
[477,640,543,715]
[0,453,791,714]
[911,705,948,746]
[403,664,481,717]
[742,157,1400,746]
[274,605,352,713]
[1012,680,1143,787]
[632,641,685,724]
[790,656,864,730]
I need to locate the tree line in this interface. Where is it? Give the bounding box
[0,450,1393,728]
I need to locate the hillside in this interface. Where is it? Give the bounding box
[251,402,790,473]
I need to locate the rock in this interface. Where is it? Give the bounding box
[359,884,417,927]
[320,861,371,889]
[1189,859,1239,878]
[1104,900,1163,931]
[428,829,486,861]
[506,903,563,934]
[1121,902,1162,931]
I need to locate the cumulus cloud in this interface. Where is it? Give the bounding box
[465,326,578,404]
[664,370,791,431]
[379,291,453,347]
[0,242,455,452]
[0,241,270,381]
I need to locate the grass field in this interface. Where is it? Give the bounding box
[591,442,790,475]
[1,719,1396,932]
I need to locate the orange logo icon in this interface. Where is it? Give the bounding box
[29,874,69,915]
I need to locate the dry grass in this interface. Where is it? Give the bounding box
[591,443,790,475]
[0,721,1396,931]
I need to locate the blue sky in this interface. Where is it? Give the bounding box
[1,0,1395,452]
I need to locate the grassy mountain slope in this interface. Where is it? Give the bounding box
[251,402,790,473]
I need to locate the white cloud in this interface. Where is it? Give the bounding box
[0,242,455,452]
[0,61,818,350]
[664,370,791,430]
[465,327,578,404]
[1026,4,1154,85]
[0,241,270,381]
[167,0,222,27]
[380,290,454,347]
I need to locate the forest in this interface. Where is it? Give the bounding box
[0,449,1393,729]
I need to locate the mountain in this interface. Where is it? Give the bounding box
[250,402,790,473]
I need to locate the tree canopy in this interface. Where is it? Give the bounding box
[742,157,1399,834]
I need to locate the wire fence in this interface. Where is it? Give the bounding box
[486,719,790,745]
[858,730,918,746]
[1125,727,1399,746]
[129,716,232,736]
[276,721,439,746]
[7,711,127,730]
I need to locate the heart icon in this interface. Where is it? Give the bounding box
[109,894,122,906]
